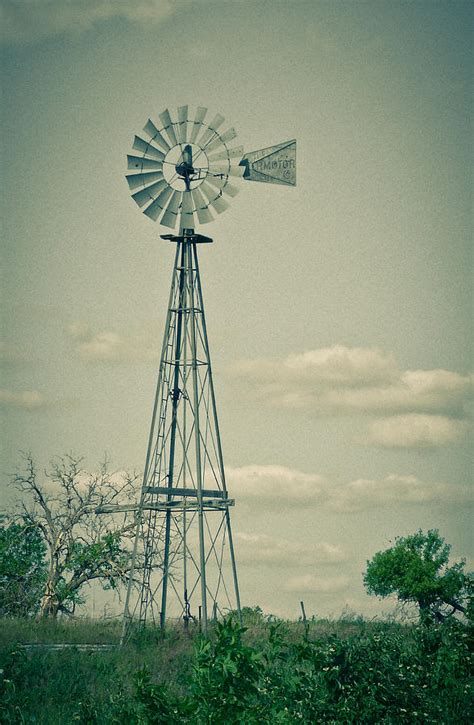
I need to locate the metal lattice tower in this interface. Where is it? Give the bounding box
[121,230,240,638]
[116,105,295,640]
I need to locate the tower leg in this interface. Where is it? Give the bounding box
[160,242,187,629]
[120,244,181,645]
[192,243,242,622]
[188,240,208,633]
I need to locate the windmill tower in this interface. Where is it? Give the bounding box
[120,105,296,639]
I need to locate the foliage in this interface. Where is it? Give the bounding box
[1,615,472,724]
[0,517,47,617]
[10,453,139,619]
[191,617,264,722]
[364,529,472,623]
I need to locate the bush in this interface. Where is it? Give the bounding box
[1,616,472,723]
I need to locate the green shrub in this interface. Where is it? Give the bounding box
[0,615,472,723]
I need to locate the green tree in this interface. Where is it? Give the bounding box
[12,453,141,619]
[364,529,472,623]
[0,516,47,616]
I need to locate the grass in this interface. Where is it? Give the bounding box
[0,611,472,723]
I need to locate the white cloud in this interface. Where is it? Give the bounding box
[230,346,473,447]
[231,346,473,418]
[0,389,47,410]
[68,321,159,363]
[1,0,174,45]
[285,574,350,594]
[232,345,398,399]
[228,464,325,508]
[227,464,472,512]
[328,474,472,513]
[362,414,470,448]
[235,532,346,568]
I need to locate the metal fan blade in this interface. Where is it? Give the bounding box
[131,179,168,207]
[205,127,237,153]
[143,119,170,152]
[208,163,245,178]
[198,113,225,147]
[207,145,244,163]
[205,175,239,198]
[200,181,230,214]
[159,108,178,146]
[191,188,214,225]
[143,186,174,221]
[203,174,225,191]
[161,190,182,228]
[180,190,195,229]
[127,155,164,171]
[206,177,239,198]
[177,105,188,143]
[132,135,165,161]
[189,106,207,143]
[126,170,164,191]
[209,195,229,214]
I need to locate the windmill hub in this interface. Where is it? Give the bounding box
[162,143,209,192]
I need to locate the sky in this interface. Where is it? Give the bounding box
[1,0,473,620]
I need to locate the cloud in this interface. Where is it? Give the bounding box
[1,0,174,45]
[232,345,397,394]
[362,414,470,448]
[235,532,346,568]
[0,389,47,410]
[284,574,350,594]
[227,464,325,508]
[227,464,472,512]
[68,321,159,363]
[230,346,473,417]
[230,346,473,447]
[327,474,472,513]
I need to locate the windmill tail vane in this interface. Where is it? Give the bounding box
[112,106,295,641]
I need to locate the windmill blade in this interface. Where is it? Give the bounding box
[159,108,178,146]
[198,113,225,148]
[203,174,225,191]
[143,186,174,221]
[143,119,170,152]
[208,162,245,178]
[126,170,164,191]
[205,127,237,154]
[161,190,182,228]
[207,145,244,163]
[127,155,164,171]
[224,182,240,198]
[177,105,188,143]
[191,188,214,225]
[189,106,207,143]
[131,179,168,208]
[205,175,239,198]
[132,135,165,161]
[209,195,230,215]
[180,190,195,229]
[200,181,230,214]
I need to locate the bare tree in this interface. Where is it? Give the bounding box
[12,453,141,619]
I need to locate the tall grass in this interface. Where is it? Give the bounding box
[0,614,472,723]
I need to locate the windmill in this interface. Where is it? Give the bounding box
[114,105,295,640]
